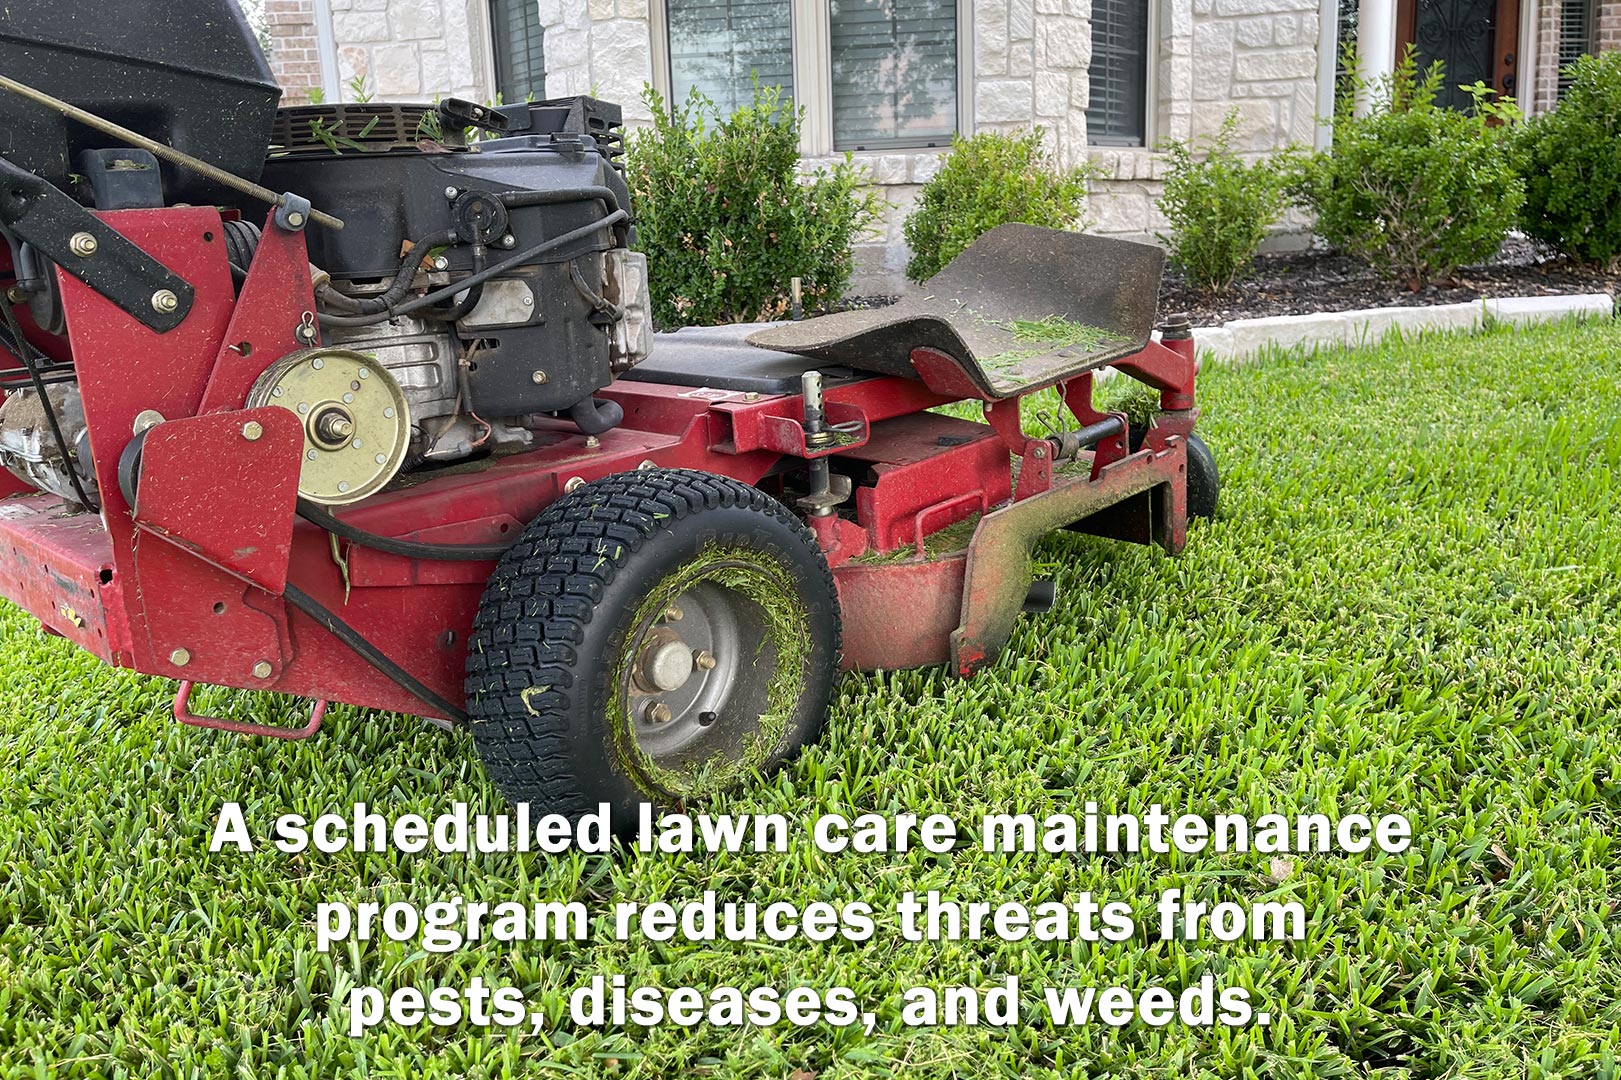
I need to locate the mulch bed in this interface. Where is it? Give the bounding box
[1157,236,1619,327]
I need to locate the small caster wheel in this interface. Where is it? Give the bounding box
[464,468,841,831]
[1130,424,1219,520]
[1184,432,1219,520]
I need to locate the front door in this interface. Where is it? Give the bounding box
[1397,0,1521,109]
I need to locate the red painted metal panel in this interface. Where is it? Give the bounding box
[132,407,304,593]
[0,496,121,661]
[58,208,238,670]
[835,556,966,671]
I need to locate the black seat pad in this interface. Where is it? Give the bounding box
[624,323,867,395]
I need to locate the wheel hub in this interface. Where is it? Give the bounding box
[640,639,695,693]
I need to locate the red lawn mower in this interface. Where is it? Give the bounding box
[0,1,1216,823]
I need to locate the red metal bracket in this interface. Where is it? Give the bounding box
[198,210,319,414]
[983,396,1051,500]
[174,680,327,740]
[1060,373,1129,479]
[1111,337,1196,412]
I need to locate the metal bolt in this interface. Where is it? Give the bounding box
[382,407,394,419]
[358,368,370,379]
[375,453,387,464]
[151,289,179,313]
[694,649,717,670]
[306,449,317,460]
[4,286,24,304]
[584,435,601,449]
[69,232,98,257]
[664,605,684,622]
[337,481,350,493]
[744,392,761,402]
[564,476,584,493]
[169,647,191,667]
[241,421,263,441]
[521,295,533,307]
[132,409,165,435]
[645,702,673,724]
[445,186,460,199]
[1032,444,1046,458]
[638,460,657,470]
[500,234,517,249]
[432,255,450,271]
[252,660,273,679]
[530,370,549,384]
[310,357,324,370]
[286,211,305,228]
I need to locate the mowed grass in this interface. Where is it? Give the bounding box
[3,317,1621,1079]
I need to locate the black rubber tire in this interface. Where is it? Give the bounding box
[1184,433,1219,520]
[463,468,841,827]
[1128,425,1219,520]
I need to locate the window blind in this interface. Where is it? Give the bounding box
[830,0,958,149]
[490,0,545,104]
[667,0,793,114]
[1559,0,1593,97]
[1087,0,1148,146]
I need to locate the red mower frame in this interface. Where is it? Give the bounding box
[0,207,1200,737]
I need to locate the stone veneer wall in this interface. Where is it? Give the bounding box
[268,0,1326,290]
[328,0,484,100]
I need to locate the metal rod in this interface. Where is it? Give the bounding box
[0,72,345,231]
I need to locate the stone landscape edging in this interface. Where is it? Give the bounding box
[1186,293,1616,362]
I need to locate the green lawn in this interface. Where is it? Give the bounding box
[3,318,1620,1078]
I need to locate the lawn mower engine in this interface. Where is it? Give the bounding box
[0,0,1216,830]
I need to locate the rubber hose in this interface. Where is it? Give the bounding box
[297,499,516,561]
[283,582,469,724]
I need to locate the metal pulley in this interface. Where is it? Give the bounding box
[246,348,411,505]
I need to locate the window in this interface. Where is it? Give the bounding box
[1559,0,1594,98]
[490,0,546,103]
[666,0,794,113]
[829,0,958,149]
[1087,0,1149,146]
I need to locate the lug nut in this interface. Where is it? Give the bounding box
[69,232,98,257]
[645,702,673,724]
[151,289,179,314]
[694,650,716,670]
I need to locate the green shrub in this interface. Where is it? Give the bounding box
[1156,112,1294,292]
[1294,51,1522,287]
[902,129,1091,284]
[628,85,880,327]
[1517,51,1621,267]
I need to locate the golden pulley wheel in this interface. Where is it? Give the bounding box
[246,348,411,506]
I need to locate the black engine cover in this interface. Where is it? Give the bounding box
[258,99,637,419]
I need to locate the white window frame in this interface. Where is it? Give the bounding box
[649,0,970,157]
[466,0,501,103]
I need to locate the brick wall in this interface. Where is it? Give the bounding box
[267,0,323,101]
[1529,0,1621,115]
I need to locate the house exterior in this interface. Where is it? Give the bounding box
[265,0,1621,291]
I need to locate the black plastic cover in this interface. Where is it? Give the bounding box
[0,0,280,204]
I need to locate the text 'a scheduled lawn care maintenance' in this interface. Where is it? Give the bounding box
[210,800,1415,1039]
